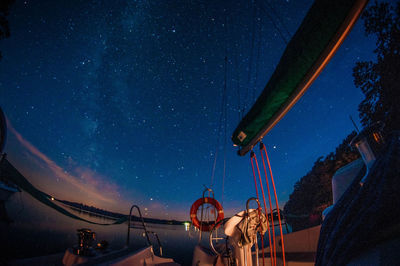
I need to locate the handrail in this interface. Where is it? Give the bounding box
[246,197,261,212]
[148,231,163,256]
[246,197,262,266]
[209,218,228,256]
[199,187,216,242]
[270,208,290,233]
[126,205,151,247]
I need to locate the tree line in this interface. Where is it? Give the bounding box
[284,1,400,231]
[0,0,14,61]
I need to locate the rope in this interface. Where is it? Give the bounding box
[260,143,277,266]
[252,153,266,266]
[251,152,274,266]
[261,144,286,266]
[250,152,265,266]
[250,152,260,200]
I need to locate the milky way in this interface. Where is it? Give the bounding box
[0,0,377,219]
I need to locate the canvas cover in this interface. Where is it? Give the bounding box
[232,0,368,155]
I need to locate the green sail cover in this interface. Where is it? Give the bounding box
[232,0,368,154]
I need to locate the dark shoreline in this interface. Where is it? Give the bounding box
[57,199,189,225]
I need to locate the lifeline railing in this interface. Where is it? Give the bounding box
[199,187,217,242]
[126,204,163,256]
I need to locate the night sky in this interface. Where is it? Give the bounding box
[0,0,379,220]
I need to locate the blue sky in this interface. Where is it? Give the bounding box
[0,0,379,220]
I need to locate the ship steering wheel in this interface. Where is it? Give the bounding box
[209,218,235,265]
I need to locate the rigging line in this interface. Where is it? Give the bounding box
[250,150,265,265]
[262,145,286,266]
[250,154,265,265]
[250,152,260,199]
[221,8,229,207]
[235,51,242,122]
[259,4,288,45]
[242,0,257,116]
[232,5,241,121]
[210,149,219,189]
[260,143,277,266]
[210,52,227,188]
[222,55,227,207]
[210,94,224,188]
[263,0,292,38]
[253,9,263,103]
[210,16,229,189]
[252,152,274,266]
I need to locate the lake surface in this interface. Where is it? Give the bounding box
[0,191,221,265]
[1,191,291,265]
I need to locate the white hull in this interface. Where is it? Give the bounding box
[254,225,320,266]
[192,225,321,266]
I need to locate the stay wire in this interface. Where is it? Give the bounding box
[263,0,292,38]
[222,57,227,208]
[242,0,257,116]
[210,112,222,189]
[211,9,229,200]
[210,44,227,188]
[221,12,228,207]
[235,52,242,122]
[253,8,263,103]
[258,3,288,45]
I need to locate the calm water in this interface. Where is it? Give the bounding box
[0,191,216,265]
[1,191,291,265]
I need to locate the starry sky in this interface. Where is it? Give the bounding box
[0,0,379,220]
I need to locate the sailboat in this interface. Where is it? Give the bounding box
[3,0,398,264]
[189,0,380,265]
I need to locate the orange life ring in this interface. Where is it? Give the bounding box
[190,197,224,232]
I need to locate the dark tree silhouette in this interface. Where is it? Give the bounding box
[0,0,15,60]
[353,1,400,133]
[285,1,400,232]
[284,132,360,231]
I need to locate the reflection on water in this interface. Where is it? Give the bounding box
[184,222,190,231]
